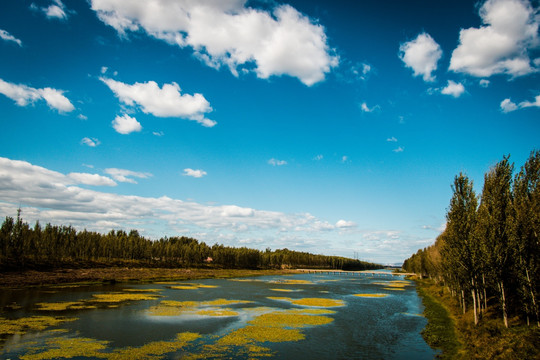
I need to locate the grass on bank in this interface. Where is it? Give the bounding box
[415,278,540,360]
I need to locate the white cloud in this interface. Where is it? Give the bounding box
[313,154,323,161]
[386,136,398,142]
[501,94,540,112]
[268,158,287,166]
[104,168,152,184]
[0,29,22,46]
[68,172,117,187]
[0,156,340,245]
[399,32,442,82]
[183,168,207,178]
[0,78,74,112]
[336,220,356,229]
[31,0,69,20]
[90,0,338,86]
[360,101,379,113]
[153,131,164,137]
[441,80,465,98]
[393,146,404,153]
[101,77,216,127]
[479,79,490,87]
[500,98,518,112]
[341,156,348,163]
[112,114,142,134]
[81,137,100,147]
[78,114,88,120]
[449,0,539,77]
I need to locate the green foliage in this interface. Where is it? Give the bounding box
[0,213,381,272]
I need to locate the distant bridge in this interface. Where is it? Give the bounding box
[296,269,417,277]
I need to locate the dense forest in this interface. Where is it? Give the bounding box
[0,211,380,272]
[403,150,539,328]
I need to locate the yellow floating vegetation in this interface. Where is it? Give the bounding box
[109,332,200,360]
[218,325,304,346]
[196,309,239,317]
[249,311,333,328]
[268,296,344,307]
[169,283,218,290]
[161,300,198,307]
[383,287,405,291]
[122,288,162,293]
[269,279,313,285]
[19,337,109,360]
[0,316,76,337]
[18,332,201,360]
[91,292,161,303]
[353,293,388,298]
[202,299,252,306]
[269,288,296,292]
[35,301,96,311]
[147,305,182,317]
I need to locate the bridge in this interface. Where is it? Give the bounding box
[296,269,417,277]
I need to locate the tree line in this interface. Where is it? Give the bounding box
[0,211,381,272]
[403,150,539,328]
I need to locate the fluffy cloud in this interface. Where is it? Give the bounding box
[501,94,540,112]
[68,172,117,187]
[183,168,207,178]
[393,146,404,153]
[101,78,216,127]
[441,80,465,98]
[81,137,100,147]
[0,29,22,46]
[336,220,356,229]
[360,102,379,113]
[399,33,442,82]
[90,0,338,86]
[0,78,74,112]
[31,0,69,20]
[104,168,152,184]
[268,158,287,166]
[386,137,398,142]
[112,114,142,134]
[449,0,539,77]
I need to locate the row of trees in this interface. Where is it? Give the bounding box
[0,211,380,271]
[403,150,539,328]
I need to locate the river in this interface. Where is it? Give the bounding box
[0,271,435,359]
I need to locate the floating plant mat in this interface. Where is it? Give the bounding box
[0,316,76,338]
[148,298,253,317]
[269,288,301,292]
[34,289,162,312]
[353,293,389,298]
[268,279,313,285]
[267,297,345,307]
[6,332,201,360]
[168,283,219,290]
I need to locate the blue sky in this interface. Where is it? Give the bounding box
[0,0,539,264]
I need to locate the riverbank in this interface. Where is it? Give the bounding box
[415,278,540,359]
[0,267,298,288]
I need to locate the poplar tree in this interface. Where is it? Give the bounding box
[475,156,514,328]
[513,150,540,326]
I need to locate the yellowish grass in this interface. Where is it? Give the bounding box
[196,309,239,317]
[0,316,76,337]
[268,296,344,307]
[91,292,160,303]
[353,293,388,298]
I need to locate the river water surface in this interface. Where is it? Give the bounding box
[0,271,435,359]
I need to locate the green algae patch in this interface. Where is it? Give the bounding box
[0,316,76,337]
[196,309,239,317]
[19,337,109,360]
[218,325,304,346]
[169,283,218,290]
[35,301,96,311]
[203,299,252,306]
[91,292,161,303]
[249,311,333,328]
[123,288,161,293]
[108,332,200,360]
[354,293,389,298]
[268,296,344,307]
[269,279,313,285]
